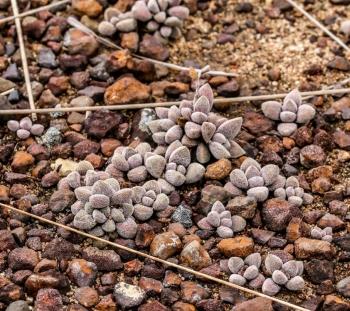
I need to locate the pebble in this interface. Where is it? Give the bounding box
[34,288,63,311]
[336,276,350,297]
[171,205,192,228]
[217,236,254,257]
[67,259,97,287]
[150,231,182,259]
[295,238,334,259]
[6,301,30,311]
[104,76,150,105]
[75,287,99,308]
[72,0,103,17]
[114,282,145,308]
[180,240,212,270]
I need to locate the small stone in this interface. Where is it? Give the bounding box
[75,287,99,308]
[67,259,97,287]
[205,159,232,180]
[180,240,212,270]
[336,277,350,298]
[72,0,103,17]
[35,289,63,311]
[217,236,254,257]
[114,282,145,308]
[295,238,334,259]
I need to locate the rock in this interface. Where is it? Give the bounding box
[180,240,212,270]
[0,230,17,251]
[104,76,150,105]
[63,28,99,56]
[72,0,103,17]
[67,259,97,287]
[262,198,292,231]
[295,238,334,260]
[201,185,233,204]
[150,231,182,259]
[138,277,163,295]
[337,277,350,298]
[227,196,257,219]
[6,300,30,311]
[114,282,145,308]
[49,190,75,212]
[318,213,345,230]
[323,295,350,311]
[327,56,350,72]
[243,111,274,135]
[205,159,232,180]
[300,145,326,168]
[217,236,254,257]
[42,238,77,260]
[305,259,334,284]
[334,130,350,149]
[82,246,122,271]
[73,140,100,159]
[181,281,210,304]
[171,205,192,228]
[232,297,273,311]
[0,78,15,93]
[75,287,99,308]
[34,288,63,311]
[139,301,169,311]
[8,247,39,270]
[334,235,350,251]
[140,34,169,61]
[84,110,121,138]
[25,271,69,293]
[11,151,34,173]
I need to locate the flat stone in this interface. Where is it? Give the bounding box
[217,236,254,257]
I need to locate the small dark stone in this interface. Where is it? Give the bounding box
[172,205,193,228]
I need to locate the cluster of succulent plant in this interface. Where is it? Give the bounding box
[197,201,246,238]
[261,89,316,137]
[131,180,170,220]
[310,226,333,242]
[274,176,313,207]
[98,0,189,42]
[262,254,305,296]
[109,143,166,183]
[222,253,266,290]
[162,143,205,187]
[148,83,245,165]
[7,117,44,139]
[59,161,135,238]
[225,157,285,202]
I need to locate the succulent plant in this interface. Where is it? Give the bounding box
[148,83,245,165]
[132,180,170,221]
[221,253,265,289]
[109,143,166,183]
[197,201,246,238]
[273,176,313,207]
[98,0,189,42]
[225,157,286,202]
[262,254,305,296]
[310,225,332,242]
[7,117,45,139]
[262,89,316,137]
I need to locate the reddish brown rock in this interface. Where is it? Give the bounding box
[243,111,274,135]
[138,277,163,295]
[295,238,334,260]
[104,76,150,105]
[11,151,34,173]
[139,34,169,61]
[0,230,17,251]
[150,231,182,260]
[262,198,292,231]
[217,236,254,257]
[8,247,39,270]
[67,259,97,287]
[205,159,232,180]
[181,281,210,304]
[180,240,212,270]
[233,297,273,311]
[34,288,63,311]
[72,0,103,17]
[75,287,99,308]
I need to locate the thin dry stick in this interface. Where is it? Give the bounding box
[10,0,36,120]
[0,87,349,115]
[0,88,15,96]
[67,17,238,78]
[286,0,350,52]
[0,0,70,24]
[0,203,310,311]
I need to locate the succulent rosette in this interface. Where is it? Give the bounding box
[148,83,245,164]
[262,89,316,137]
[197,201,246,238]
[274,176,313,207]
[98,0,189,42]
[7,117,45,139]
[225,157,286,202]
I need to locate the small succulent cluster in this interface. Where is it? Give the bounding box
[148,83,245,164]
[131,180,170,221]
[262,89,316,137]
[274,176,313,207]
[222,253,265,290]
[197,201,246,238]
[109,143,166,183]
[98,0,189,42]
[64,161,136,238]
[162,143,205,187]
[7,117,44,139]
[310,226,333,242]
[262,254,305,296]
[225,157,285,202]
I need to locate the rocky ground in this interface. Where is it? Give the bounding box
[0,0,350,310]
